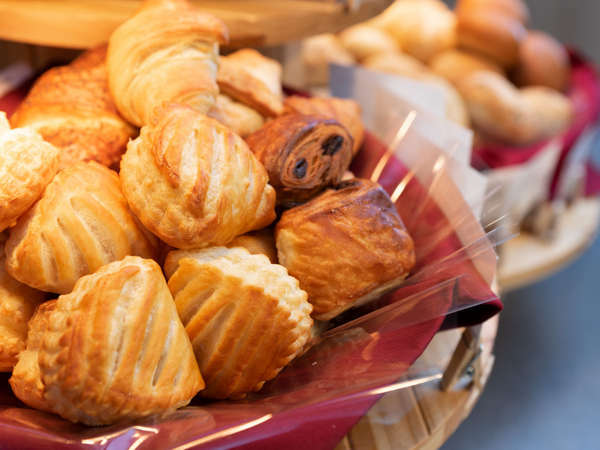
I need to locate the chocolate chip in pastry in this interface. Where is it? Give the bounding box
[164,247,312,399]
[9,256,204,425]
[227,228,277,264]
[276,178,416,321]
[120,104,276,249]
[338,24,399,62]
[207,94,264,138]
[5,161,160,294]
[217,48,284,117]
[10,45,136,170]
[107,0,228,126]
[246,113,353,207]
[0,112,59,232]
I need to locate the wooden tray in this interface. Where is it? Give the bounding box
[0,0,392,49]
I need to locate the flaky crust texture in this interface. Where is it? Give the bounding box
[10,256,204,426]
[276,179,415,321]
[227,228,278,264]
[107,0,228,126]
[207,94,264,138]
[0,113,59,232]
[165,247,312,399]
[10,46,136,170]
[5,162,160,294]
[120,104,276,249]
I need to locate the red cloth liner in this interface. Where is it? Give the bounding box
[471,50,600,198]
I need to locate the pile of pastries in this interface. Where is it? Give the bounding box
[0,0,417,426]
[302,0,574,146]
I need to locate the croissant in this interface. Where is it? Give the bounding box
[5,162,159,294]
[0,112,59,232]
[207,94,264,138]
[217,49,284,117]
[107,0,228,126]
[283,96,365,155]
[276,178,415,321]
[164,247,312,399]
[10,45,136,170]
[10,256,204,425]
[120,104,276,249]
[227,228,278,263]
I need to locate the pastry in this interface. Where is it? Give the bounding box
[207,94,264,138]
[283,96,365,155]
[300,34,356,86]
[227,228,277,264]
[455,0,529,24]
[5,161,159,294]
[276,178,415,321]
[10,256,203,425]
[107,0,228,126]
[513,31,571,91]
[362,51,429,79]
[119,104,276,249]
[338,24,399,61]
[429,49,504,86]
[10,45,136,170]
[217,49,284,117]
[164,247,312,399]
[0,112,59,232]
[370,0,457,62]
[521,87,573,138]
[246,114,353,206]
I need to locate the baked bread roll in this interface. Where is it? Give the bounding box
[338,24,399,61]
[10,256,203,425]
[164,247,312,399]
[207,94,264,137]
[107,0,228,126]
[276,178,415,321]
[10,45,136,170]
[283,96,365,155]
[120,104,276,249]
[217,49,283,117]
[246,114,353,206]
[0,113,59,233]
[455,0,529,24]
[300,34,356,86]
[429,49,504,86]
[5,162,159,294]
[521,87,573,138]
[514,31,571,91]
[227,228,277,264]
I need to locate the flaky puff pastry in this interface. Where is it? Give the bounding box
[164,247,312,399]
[5,162,159,294]
[276,179,415,321]
[227,228,277,264]
[0,114,59,233]
[120,104,276,249]
[107,0,228,126]
[10,256,204,425]
[207,94,264,138]
[217,49,284,117]
[10,45,136,170]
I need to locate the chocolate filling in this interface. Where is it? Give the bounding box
[293,158,308,178]
[321,134,344,156]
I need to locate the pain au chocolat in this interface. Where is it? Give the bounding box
[5,162,159,294]
[164,247,312,399]
[10,256,203,425]
[120,104,276,249]
[276,178,416,321]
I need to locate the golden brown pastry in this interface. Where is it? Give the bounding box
[207,94,264,138]
[455,0,529,24]
[5,161,159,294]
[513,31,571,91]
[429,49,504,86]
[521,87,573,138]
[10,256,204,425]
[338,24,399,61]
[164,247,312,399]
[217,49,284,117]
[300,34,356,86]
[10,45,136,170]
[370,0,457,62]
[246,114,353,207]
[107,0,228,126]
[227,228,277,264]
[120,104,276,249]
[362,51,429,79]
[0,113,59,232]
[276,178,415,321]
[283,96,365,155]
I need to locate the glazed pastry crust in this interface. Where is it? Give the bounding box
[120,104,276,249]
[10,256,203,426]
[207,94,264,138]
[165,247,312,399]
[276,179,415,321]
[5,162,159,294]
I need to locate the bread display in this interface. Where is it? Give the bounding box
[276,179,415,321]
[10,45,136,170]
[429,49,503,86]
[521,87,574,138]
[9,256,203,425]
[246,113,353,206]
[164,247,312,399]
